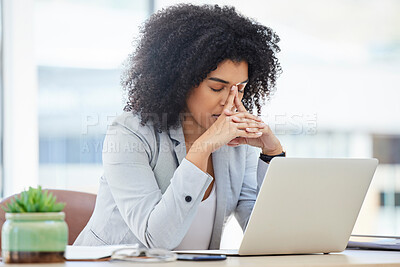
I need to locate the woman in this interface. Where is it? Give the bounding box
[74,4,284,250]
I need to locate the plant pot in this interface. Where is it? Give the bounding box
[1,212,68,263]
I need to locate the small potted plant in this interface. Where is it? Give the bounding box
[1,186,68,263]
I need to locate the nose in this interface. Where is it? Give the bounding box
[220,85,243,107]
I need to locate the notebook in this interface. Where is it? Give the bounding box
[65,244,137,261]
[347,235,400,251]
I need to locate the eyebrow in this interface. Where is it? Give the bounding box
[208,77,249,84]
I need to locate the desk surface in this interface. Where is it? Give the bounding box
[1,250,400,267]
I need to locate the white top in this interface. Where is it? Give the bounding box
[174,184,217,250]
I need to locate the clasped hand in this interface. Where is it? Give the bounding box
[202,85,283,155]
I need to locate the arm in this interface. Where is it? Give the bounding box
[103,121,213,250]
[234,145,269,231]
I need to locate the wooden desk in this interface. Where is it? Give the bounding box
[1,250,400,266]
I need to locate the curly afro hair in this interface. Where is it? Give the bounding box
[122,4,281,131]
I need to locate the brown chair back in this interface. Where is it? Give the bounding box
[0,189,96,248]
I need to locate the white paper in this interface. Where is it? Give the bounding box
[65,244,138,260]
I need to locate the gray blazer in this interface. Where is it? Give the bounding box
[74,112,269,250]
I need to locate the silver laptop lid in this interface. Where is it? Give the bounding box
[239,158,378,255]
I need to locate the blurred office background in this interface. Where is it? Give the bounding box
[1,0,399,248]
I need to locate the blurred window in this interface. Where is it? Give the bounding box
[0,1,3,197]
[35,0,152,193]
[373,135,400,165]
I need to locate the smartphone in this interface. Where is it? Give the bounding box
[177,254,227,261]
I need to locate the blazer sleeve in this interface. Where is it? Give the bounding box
[234,145,269,231]
[102,120,213,250]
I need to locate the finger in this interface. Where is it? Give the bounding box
[223,85,237,112]
[231,113,263,123]
[228,137,240,144]
[234,92,247,113]
[227,139,240,146]
[231,113,264,123]
[231,88,239,112]
[234,122,266,130]
[232,117,262,125]
[245,127,262,133]
[228,137,248,146]
[227,143,240,147]
[223,109,233,116]
[228,111,260,119]
[235,129,263,138]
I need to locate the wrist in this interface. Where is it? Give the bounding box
[262,146,284,156]
[186,141,212,174]
[259,150,286,164]
[189,139,213,156]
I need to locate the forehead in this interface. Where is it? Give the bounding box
[208,60,248,83]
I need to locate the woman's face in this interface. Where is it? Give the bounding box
[184,60,248,133]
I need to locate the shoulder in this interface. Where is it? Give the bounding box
[103,112,158,162]
[108,112,157,143]
[112,112,155,133]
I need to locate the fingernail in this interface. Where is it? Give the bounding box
[256,132,262,135]
[231,85,236,91]
[260,123,266,127]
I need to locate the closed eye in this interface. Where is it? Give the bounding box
[210,87,224,92]
[210,86,245,93]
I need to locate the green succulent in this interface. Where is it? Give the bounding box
[3,186,65,213]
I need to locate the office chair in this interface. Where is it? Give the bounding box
[0,189,96,248]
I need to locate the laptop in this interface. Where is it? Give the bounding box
[174,157,379,256]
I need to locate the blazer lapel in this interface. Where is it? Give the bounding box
[169,124,230,249]
[209,146,230,249]
[168,126,187,165]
